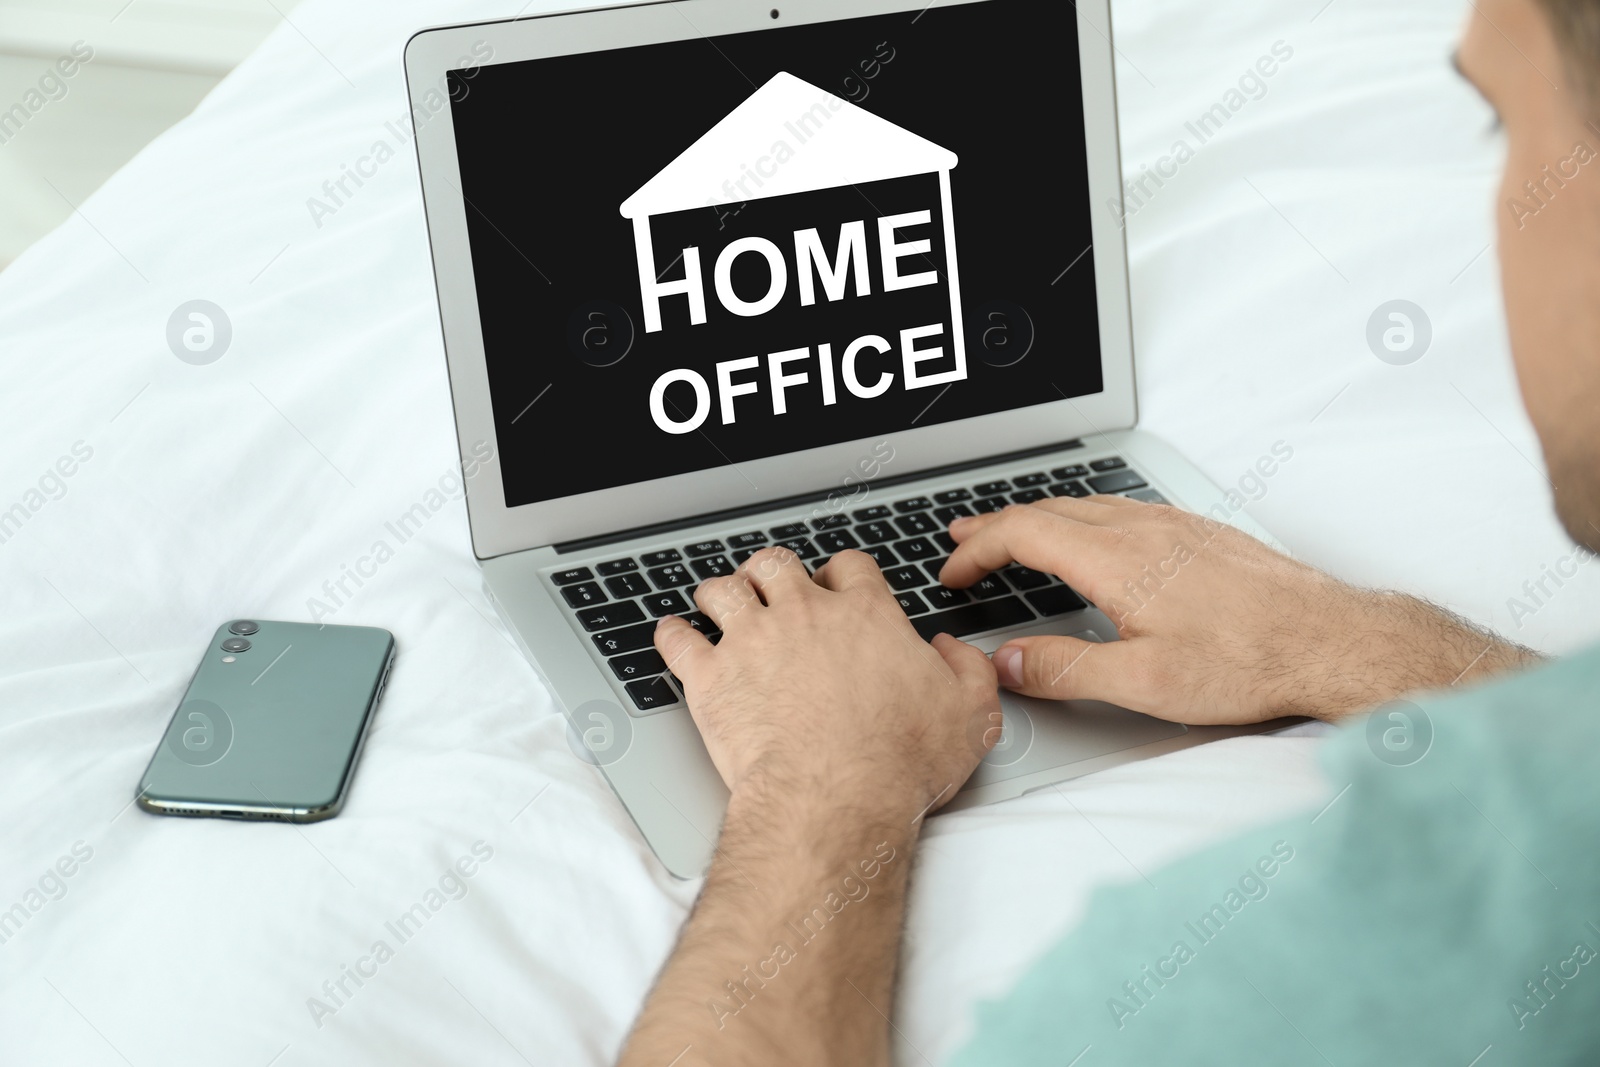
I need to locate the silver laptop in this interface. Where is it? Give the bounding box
[405,0,1289,877]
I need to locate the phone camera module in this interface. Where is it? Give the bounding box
[228,620,259,635]
[222,637,252,653]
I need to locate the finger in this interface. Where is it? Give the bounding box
[939,505,1122,593]
[653,615,715,688]
[1020,495,1142,525]
[930,634,1004,779]
[694,574,762,630]
[947,511,1002,543]
[991,634,1146,707]
[930,632,999,693]
[946,497,1130,544]
[737,545,814,602]
[811,549,891,596]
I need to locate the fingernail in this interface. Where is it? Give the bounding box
[994,645,1022,688]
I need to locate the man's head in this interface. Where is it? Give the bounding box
[1457,0,1600,551]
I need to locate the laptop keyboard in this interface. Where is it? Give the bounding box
[550,456,1164,714]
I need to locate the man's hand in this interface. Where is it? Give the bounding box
[657,545,1000,816]
[618,548,998,1067]
[940,497,1540,725]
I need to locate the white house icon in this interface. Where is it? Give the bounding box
[622,70,959,214]
[621,72,969,434]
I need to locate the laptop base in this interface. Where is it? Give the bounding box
[482,428,1294,878]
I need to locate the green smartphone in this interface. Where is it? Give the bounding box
[137,620,396,822]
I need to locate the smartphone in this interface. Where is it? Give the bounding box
[137,620,395,822]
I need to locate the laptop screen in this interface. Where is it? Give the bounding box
[448,2,1102,509]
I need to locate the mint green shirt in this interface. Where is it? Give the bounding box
[954,646,1600,1065]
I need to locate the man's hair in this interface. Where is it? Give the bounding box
[1538,0,1600,101]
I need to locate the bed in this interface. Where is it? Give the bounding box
[4,0,1596,1063]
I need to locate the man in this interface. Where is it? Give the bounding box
[618,0,1600,1062]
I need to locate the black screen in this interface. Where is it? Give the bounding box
[448,2,1102,507]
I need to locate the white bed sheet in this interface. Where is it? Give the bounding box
[2,0,1596,1063]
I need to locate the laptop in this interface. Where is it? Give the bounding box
[405,0,1290,877]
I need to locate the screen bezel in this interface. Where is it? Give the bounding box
[405,0,1136,558]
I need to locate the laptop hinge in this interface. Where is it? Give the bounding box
[553,439,1085,555]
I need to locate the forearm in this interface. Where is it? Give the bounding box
[1309,589,1544,723]
[619,784,920,1067]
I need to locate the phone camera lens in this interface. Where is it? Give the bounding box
[222,637,252,653]
[228,620,259,635]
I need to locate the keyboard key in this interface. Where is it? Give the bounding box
[811,514,851,530]
[562,582,606,608]
[934,532,957,553]
[970,574,1011,600]
[895,537,938,561]
[648,563,696,589]
[1087,470,1147,494]
[597,558,638,577]
[682,612,719,637]
[933,488,973,504]
[853,505,891,521]
[894,497,934,513]
[857,520,898,544]
[1002,566,1052,590]
[972,495,1008,513]
[925,586,972,610]
[685,540,725,557]
[925,560,950,584]
[815,529,861,553]
[691,555,736,580]
[933,504,974,525]
[883,566,927,591]
[1026,585,1088,616]
[1127,488,1169,504]
[974,480,1010,495]
[1051,464,1089,480]
[1050,480,1091,498]
[551,567,593,586]
[732,547,762,564]
[643,590,690,617]
[1013,472,1049,488]
[576,600,644,632]
[911,596,1034,641]
[864,545,898,568]
[729,531,768,549]
[592,621,658,656]
[609,647,666,681]
[605,573,650,598]
[1011,488,1047,504]
[894,590,930,615]
[895,513,938,537]
[1090,456,1127,472]
[775,537,819,559]
[641,549,682,567]
[771,523,808,539]
[626,676,678,712]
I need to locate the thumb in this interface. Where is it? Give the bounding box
[992,634,1136,704]
[653,615,714,693]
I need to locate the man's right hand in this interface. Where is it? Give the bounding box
[939,497,1539,725]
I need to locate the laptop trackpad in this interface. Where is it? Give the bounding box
[961,692,1187,789]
